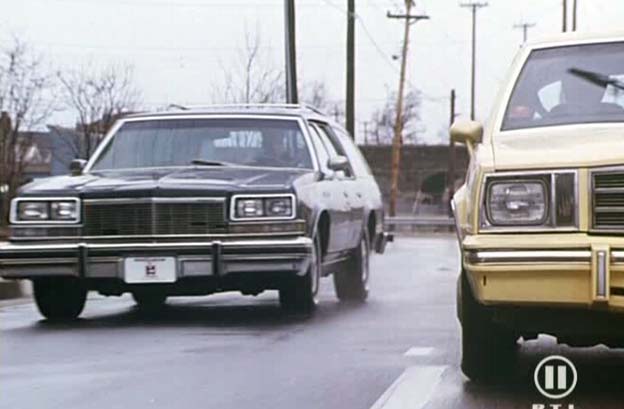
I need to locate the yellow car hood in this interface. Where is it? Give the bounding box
[491,124,624,170]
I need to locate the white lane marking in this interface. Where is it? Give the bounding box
[403,347,434,357]
[370,366,446,409]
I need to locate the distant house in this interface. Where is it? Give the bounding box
[20,132,53,181]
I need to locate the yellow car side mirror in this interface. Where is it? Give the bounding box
[450,120,483,147]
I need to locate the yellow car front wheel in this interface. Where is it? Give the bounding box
[460,271,518,381]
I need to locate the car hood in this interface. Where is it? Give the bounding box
[491,124,624,170]
[20,166,315,198]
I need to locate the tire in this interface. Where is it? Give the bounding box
[132,290,168,311]
[460,271,518,381]
[33,277,87,322]
[333,229,370,302]
[279,233,321,314]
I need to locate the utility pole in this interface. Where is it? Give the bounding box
[387,1,430,217]
[562,0,568,32]
[284,0,298,103]
[346,0,355,138]
[460,2,488,121]
[362,121,369,145]
[572,0,578,31]
[447,89,458,216]
[513,21,536,43]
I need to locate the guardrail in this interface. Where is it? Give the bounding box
[384,216,454,227]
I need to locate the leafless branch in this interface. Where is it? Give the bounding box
[0,38,55,225]
[58,63,141,159]
[370,88,423,144]
[212,26,284,104]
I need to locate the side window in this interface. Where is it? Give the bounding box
[332,127,373,178]
[314,122,354,178]
[307,123,331,173]
[311,122,353,178]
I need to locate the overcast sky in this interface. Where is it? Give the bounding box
[2,0,623,144]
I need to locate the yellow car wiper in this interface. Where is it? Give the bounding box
[569,67,624,91]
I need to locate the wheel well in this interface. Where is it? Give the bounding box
[367,211,376,245]
[318,211,330,258]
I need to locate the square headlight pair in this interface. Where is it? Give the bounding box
[483,172,577,230]
[11,198,81,224]
[231,194,295,221]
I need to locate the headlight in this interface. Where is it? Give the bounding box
[17,201,49,221]
[11,198,81,224]
[265,197,293,217]
[487,181,547,225]
[482,172,578,230]
[232,194,295,220]
[51,201,79,221]
[236,199,265,218]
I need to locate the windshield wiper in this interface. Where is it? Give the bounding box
[190,159,233,167]
[568,67,624,91]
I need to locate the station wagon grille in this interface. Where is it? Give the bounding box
[83,200,227,237]
[592,170,624,231]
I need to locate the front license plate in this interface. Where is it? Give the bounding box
[124,257,177,284]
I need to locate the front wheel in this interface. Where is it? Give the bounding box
[33,277,87,322]
[333,230,370,302]
[279,233,321,314]
[460,271,518,381]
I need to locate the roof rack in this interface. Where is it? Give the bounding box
[166,103,327,116]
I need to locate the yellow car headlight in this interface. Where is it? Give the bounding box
[487,180,548,226]
[482,171,578,230]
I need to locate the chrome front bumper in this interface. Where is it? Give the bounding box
[462,234,624,309]
[465,249,594,264]
[0,237,313,280]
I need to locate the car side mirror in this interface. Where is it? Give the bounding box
[70,159,87,176]
[450,120,483,147]
[327,156,349,172]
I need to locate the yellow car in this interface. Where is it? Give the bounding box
[451,32,624,380]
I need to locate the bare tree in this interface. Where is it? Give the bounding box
[0,39,55,225]
[300,80,345,125]
[213,27,284,104]
[58,63,141,159]
[370,89,423,144]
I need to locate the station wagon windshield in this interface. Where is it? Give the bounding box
[90,118,313,170]
[502,42,624,131]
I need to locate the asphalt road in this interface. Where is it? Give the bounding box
[2,235,624,409]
